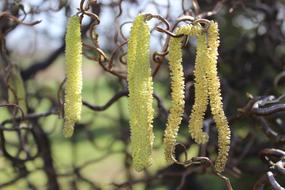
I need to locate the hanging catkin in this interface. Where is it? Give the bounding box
[205,21,231,173]
[164,24,203,163]
[63,15,83,137]
[127,14,154,171]
[188,32,209,145]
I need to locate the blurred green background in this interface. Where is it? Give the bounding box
[1,0,285,189]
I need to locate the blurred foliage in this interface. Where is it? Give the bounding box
[0,0,285,190]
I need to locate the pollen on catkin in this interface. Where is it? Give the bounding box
[163,24,203,163]
[205,21,231,173]
[64,15,82,138]
[188,32,209,145]
[127,14,154,171]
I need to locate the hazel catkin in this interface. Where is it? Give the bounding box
[63,15,83,138]
[204,21,231,173]
[164,24,203,163]
[127,14,154,171]
[188,32,209,145]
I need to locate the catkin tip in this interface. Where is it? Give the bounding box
[63,127,74,138]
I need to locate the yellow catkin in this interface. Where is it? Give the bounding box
[205,21,231,173]
[127,14,154,171]
[8,67,27,114]
[164,24,203,163]
[188,32,210,145]
[63,16,82,138]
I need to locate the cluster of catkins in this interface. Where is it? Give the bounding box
[63,14,230,173]
[127,14,230,173]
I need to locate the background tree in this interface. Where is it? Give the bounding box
[0,0,285,189]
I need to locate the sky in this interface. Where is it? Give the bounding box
[5,0,185,60]
[6,0,283,64]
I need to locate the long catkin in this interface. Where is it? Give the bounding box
[127,14,154,171]
[205,21,231,173]
[188,32,210,145]
[63,16,83,138]
[164,24,203,163]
